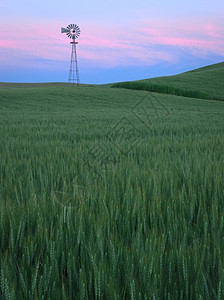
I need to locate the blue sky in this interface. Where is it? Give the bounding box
[0,0,224,83]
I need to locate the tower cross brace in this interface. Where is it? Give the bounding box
[69,39,80,86]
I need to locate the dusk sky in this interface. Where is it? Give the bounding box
[0,0,224,84]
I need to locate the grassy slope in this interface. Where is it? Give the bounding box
[112,62,224,101]
[0,84,224,298]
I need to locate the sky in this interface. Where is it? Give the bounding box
[0,0,224,84]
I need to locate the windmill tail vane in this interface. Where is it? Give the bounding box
[61,24,81,86]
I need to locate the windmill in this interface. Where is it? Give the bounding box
[61,24,81,86]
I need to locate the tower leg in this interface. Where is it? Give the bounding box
[68,41,80,86]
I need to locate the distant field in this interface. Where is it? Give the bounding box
[0,82,224,299]
[112,62,224,101]
[0,82,95,89]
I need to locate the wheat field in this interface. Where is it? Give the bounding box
[0,83,224,299]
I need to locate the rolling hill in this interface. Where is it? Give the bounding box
[112,62,224,101]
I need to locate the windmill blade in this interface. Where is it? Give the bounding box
[61,24,81,39]
[61,27,69,34]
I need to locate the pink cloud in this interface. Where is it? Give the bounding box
[0,18,223,69]
[138,18,224,55]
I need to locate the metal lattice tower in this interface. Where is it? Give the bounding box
[61,24,81,86]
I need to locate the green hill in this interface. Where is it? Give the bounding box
[112,62,224,101]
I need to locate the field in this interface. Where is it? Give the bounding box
[112,62,224,101]
[0,66,224,299]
